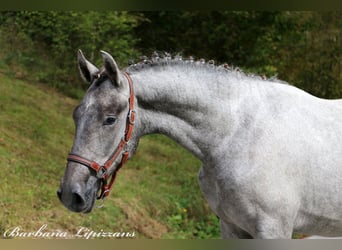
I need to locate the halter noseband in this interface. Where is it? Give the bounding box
[67,71,135,200]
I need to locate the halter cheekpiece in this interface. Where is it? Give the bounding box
[67,71,135,200]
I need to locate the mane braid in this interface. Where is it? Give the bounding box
[125,52,282,83]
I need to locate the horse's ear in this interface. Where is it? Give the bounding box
[100,50,121,87]
[77,49,98,83]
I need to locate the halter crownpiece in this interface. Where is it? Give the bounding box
[67,71,135,200]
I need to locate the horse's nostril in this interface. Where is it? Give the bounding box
[57,189,62,200]
[72,192,86,207]
[57,186,89,212]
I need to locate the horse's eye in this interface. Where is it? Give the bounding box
[103,116,117,126]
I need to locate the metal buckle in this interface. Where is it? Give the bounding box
[96,166,107,179]
[127,109,136,124]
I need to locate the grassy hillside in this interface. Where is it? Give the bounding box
[0,73,220,239]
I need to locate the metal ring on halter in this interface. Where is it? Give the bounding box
[101,189,110,199]
[128,110,136,125]
[96,188,110,205]
[96,198,105,208]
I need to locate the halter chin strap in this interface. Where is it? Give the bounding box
[67,71,135,200]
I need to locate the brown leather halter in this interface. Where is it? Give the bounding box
[67,71,135,200]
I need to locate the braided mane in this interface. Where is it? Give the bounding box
[125,52,283,83]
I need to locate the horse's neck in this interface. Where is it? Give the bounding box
[131,67,250,160]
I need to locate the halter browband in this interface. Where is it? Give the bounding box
[67,71,135,200]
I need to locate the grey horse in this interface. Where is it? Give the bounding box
[58,50,342,239]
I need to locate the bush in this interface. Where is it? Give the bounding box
[0,11,144,96]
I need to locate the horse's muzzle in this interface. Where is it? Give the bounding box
[57,177,99,213]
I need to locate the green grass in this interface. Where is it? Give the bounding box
[0,73,220,239]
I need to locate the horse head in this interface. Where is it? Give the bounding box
[57,50,138,212]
